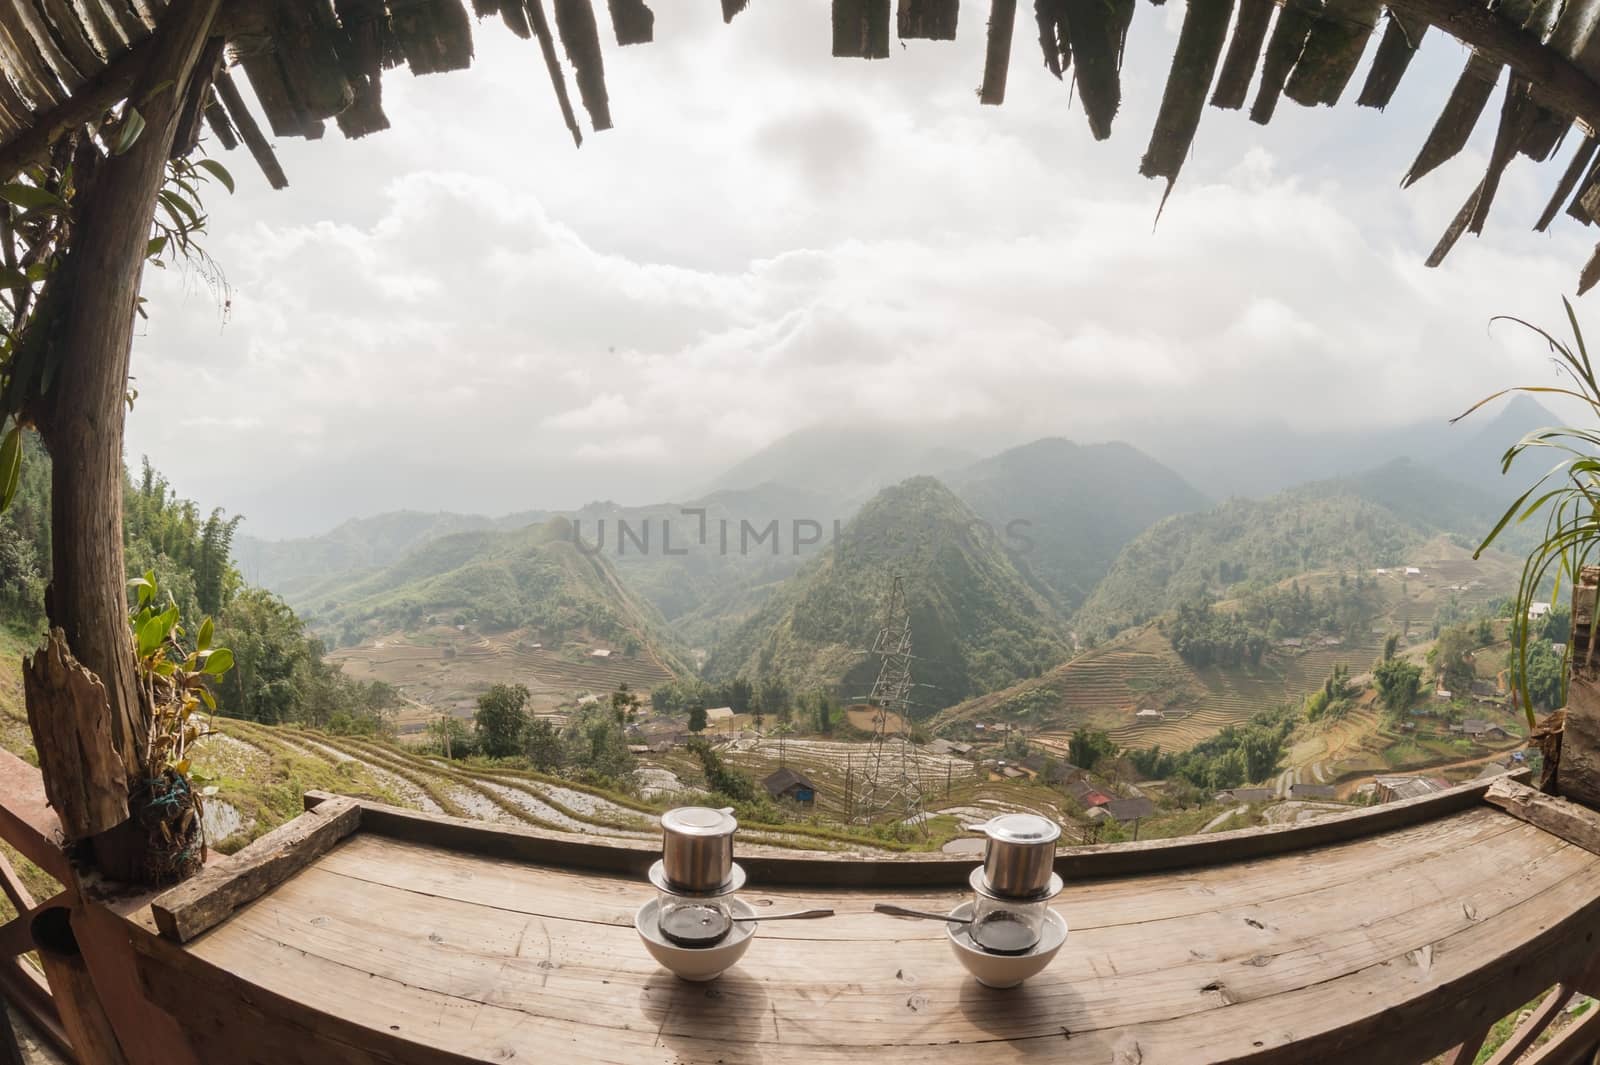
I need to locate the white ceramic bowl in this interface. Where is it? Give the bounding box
[635,896,757,981]
[944,901,1068,989]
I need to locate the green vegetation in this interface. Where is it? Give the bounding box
[1304,665,1358,722]
[705,477,1071,711]
[1130,704,1297,789]
[1166,600,1266,667]
[1460,300,1600,726]
[295,516,688,671]
[946,438,1208,613]
[1373,648,1423,719]
[474,683,531,757]
[1068,727,1119,770]
[1077,481,1423,640]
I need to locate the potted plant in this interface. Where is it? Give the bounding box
[1461,299,1600,801]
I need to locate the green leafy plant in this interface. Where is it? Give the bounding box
[1459,298,1600,728]
[128,568,234,777]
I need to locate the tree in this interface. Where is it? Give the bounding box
[1069,728,1117,771]
[525,718,564,771]
[1432,624,1478,696]
[475,684,530,757]
[610,683,641,724]
[1373,656,1423,718]
[429,715,473,759]
[1510,640,1565,712]
[758,676,791,723]
[687,705,708,733]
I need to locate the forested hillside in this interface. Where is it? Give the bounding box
[296,516,689,672]
[0,440,397,731]
[947,438,1208,613]
[704,477,1071,711]
[1076,481,1422,640]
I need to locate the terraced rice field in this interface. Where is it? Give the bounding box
[328,626,674,730]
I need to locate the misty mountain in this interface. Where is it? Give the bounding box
[703,477,1071,711]
[945,439,1209,613]
[296,517,688,671]
[1134,396,1561,503]
[701,423,991,504]
[234,508,547,602]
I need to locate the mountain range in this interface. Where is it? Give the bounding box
[235,396,1563,716]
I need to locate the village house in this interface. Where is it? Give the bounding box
[1215,787,1276,804]
[1375,775,1450,803]
[588,648,613,658]
[762,767,818,805]
[1289,783,1337,801]
[1020,753,1080,785]
[1105,796,1158,824]
[1134,708,1166,724]
[1067,779,1114,807]
[704,706,736,726]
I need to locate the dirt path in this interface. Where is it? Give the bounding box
[1200,804,1247,833]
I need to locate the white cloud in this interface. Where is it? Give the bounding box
[122,2,1600,535]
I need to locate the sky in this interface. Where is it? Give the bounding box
[124,0,1600,537]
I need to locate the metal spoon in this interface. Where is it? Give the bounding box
[731,908,836,922]
[873,903,971,924]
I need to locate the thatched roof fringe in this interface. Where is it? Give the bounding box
[1566,152,1600,222]
[1356,11,1425,108]
[276,0,357,123]
[1248,0,1318,124]
[66,0,134,57]
[200,87,237,147]
[471,0,500,17]
[334,67,387,135]
[1035,0,1069,79]
[1283,0,1380,107]
[498,1,531,37]
[1516,108,1567,158]
[12,0,88,94]
[99,0,150,45]
[0,67,32,137]
[1578,240,1600,293]
[1401,50,1499,187]
[833,0,892,58]
[1063,0,1132,138]
[1141,0,1233,198]
[553,0,611,129]
[606,0,653,45]
[1463,73,1542,237]
[1210,0,1274,109]
[1536,131,1596,229]
[168,31,222,158]
[1425,176,1480,266]
[214,67,287,187]
[977,0,1017,103]
[36,0,108,78]
[0,7,70,108]
[237,50,316,137]
[898,0,959,40]
[388,0,473,75]
[721,0,751,24]
[525,0,582,145]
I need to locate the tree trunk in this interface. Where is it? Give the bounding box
[26,0,221,878]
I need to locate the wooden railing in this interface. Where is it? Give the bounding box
[8,754,1600,1062]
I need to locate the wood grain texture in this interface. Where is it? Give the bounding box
[121,801,1600,1065]
[0,749,71,884]
[24,630,128,841]
[151,796,360,942]
[977,0,1017,103]
[1487,775,1600,852]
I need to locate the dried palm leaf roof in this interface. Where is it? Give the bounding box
[4,0,1600,287]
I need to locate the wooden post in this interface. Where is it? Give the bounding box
[1561,570,1600,807]
[28,907,128,1065]
[23,0,221,878]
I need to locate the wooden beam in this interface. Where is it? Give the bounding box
[1482,986,1569,1065]
[1486,776,1600,852]
[1211,0,1274,109]
[1035,0,1069,79]
[1519,1000,1600,1065]
[605,0,653,44]
[525,0,582,145]
[0,750,71,885]
[151,796,359,942]
[28,907,128,1065]
[721,0,750,23]
[978,0,1017,103]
